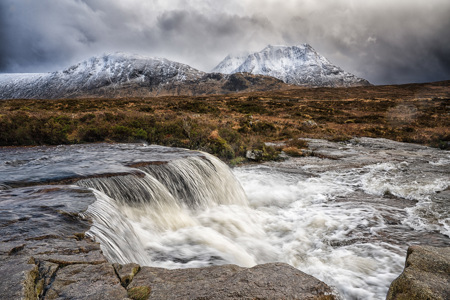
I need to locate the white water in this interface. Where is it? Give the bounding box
[233,165,406,299]
[75,140,449,300]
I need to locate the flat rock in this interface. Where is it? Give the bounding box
[129,262,337,299]
[387,245,450,300]
[44,263,127,300]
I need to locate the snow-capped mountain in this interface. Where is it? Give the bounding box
[212,44,371,87]
[0,53,287,99]
[0,53,206,99]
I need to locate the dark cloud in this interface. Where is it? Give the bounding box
[1,0,449,84]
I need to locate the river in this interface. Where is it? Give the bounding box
[0,138,448,299]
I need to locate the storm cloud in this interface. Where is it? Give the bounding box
[1,0,449,84]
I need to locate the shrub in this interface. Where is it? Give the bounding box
[111,125,134,142]
[208,130,235,160]
[133,128,148,140]
[80,126,109,142]
[252,121,276,133]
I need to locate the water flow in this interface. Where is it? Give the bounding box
[139,154,248,207]
[77,152,257,267]
[75,142,449,300]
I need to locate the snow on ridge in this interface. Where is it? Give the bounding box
[59,52,203,78]
[0,53,206,99]
[212,44,370,87]
[0,73,48,84]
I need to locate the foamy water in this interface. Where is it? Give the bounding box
[233,165,406,299]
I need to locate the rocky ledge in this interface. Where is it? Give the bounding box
[0,185,337,299]
[387,245,450,300]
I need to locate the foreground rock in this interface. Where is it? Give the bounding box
[128,263,336,300]
[0,183,338,299]
[386,245,450,300]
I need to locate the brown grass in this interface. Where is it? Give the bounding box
[0,80,449,162]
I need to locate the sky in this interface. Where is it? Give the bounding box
[1,0,449,85]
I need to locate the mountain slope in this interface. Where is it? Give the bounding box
[0,53,288,99]
[212,44,371,87]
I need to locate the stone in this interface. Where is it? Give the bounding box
[246,149,264,161]
[302,119,318,128]
[386,245,450,300]
[44,263,127,300]
[129,262,337,299]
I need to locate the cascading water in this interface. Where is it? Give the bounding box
[77,152,255,267]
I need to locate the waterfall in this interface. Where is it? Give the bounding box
[77,152,249,265]
[80,190,152,265]
[138,154,248,207]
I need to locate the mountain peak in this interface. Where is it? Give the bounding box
[212,44,370,87]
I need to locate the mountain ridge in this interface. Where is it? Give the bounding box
[212,44,371,87]
[0,53,288,99]
[0,45,372,99]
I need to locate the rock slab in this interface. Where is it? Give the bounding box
[386,245,450,300]
[129,262,337,300]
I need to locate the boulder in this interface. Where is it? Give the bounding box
[246,149,264,161]
[386,245,450,300]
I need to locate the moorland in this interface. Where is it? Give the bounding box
[1,80,448,163]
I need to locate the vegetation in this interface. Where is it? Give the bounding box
[0,81,448,163]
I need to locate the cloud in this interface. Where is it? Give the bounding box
[1,0,449,84]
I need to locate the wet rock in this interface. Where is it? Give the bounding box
[45,263,127,300]
[0,185,111,299]
[128,262,337,299]
[387,245,450,300]
[27,238,107,265]
[0,241,26,256]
